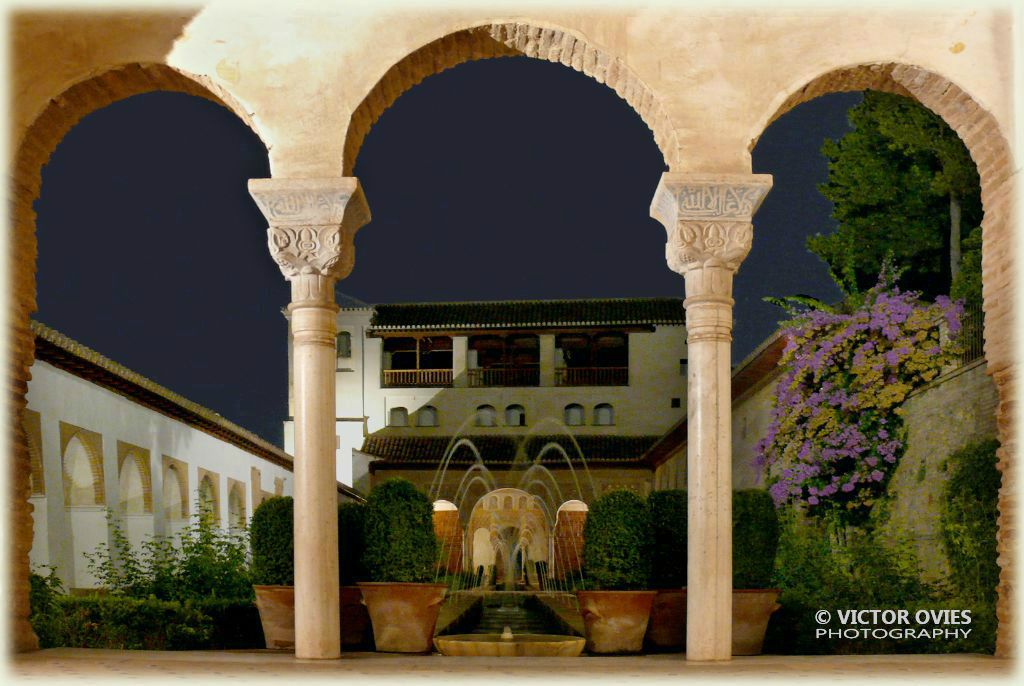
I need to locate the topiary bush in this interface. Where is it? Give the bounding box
[582,489,651,590]
[250,496,294,586]
[733,489,780,589]
[940,438,1000,603]
[361,479,437,583]
[648,489,687,588]
[338,501,366,585]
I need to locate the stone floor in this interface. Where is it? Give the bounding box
[8,649,1014,682]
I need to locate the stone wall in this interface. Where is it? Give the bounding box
[880,360,999,581]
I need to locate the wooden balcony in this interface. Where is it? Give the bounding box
[467,366,540,387]
[382,368,453,388]
[555,366,629,386]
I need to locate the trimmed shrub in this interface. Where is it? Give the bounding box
[940,438,1000,603]
[733,489,780,589]
[338,501,366,585]
[361,479,437,583]
[29,595,264,650]
[648,489,687,588]
[250,496,294,586]
[582,489,651,590]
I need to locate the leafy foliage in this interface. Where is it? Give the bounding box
[86,507,252,601]
[582,489,651,590]
[759,268,963,525]
[810,91,982,299]
[250,496,294,586]
[940,439,1001,603]
[361,478,437,583]
[28,567,65,648]
[648,489,687,588]
[733,490,780,589]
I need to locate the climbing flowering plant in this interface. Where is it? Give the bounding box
[757,269,964,526]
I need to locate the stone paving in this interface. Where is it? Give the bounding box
[8,649,1014,682]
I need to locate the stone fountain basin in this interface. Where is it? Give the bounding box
[434,633,585,657]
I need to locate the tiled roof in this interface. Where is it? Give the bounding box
[368,298,686,332]
[363,434,660,471]
[30,321,367,501]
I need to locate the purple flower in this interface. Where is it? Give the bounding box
[841,482,855,493]
[871,470,884,482]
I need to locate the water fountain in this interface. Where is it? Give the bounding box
[428,419,594,656]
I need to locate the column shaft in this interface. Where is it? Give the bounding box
[291,303,341,659]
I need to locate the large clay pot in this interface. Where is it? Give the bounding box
[253,585,295,649]
[340,586,373,649]
[576,590,657,654]
[732,589,781,655]
[644,588,686,652]
[358,582,447,653]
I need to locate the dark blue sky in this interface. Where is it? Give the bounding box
[34,56,858,445]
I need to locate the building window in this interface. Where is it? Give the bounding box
[198,474,218,523]
[389,407,409,427]
[119,454,147,514]
[564,403,584,427]
[594,403,614,426]
[679,358,687,375]
[336,331,352,358]
[417,406,439,427]
[163,462,187,520]
[228,482,247,530]
[475,405,497,427]
[671,397,681,408]
[505,404,526,427]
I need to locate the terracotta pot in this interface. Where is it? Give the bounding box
[732,589,781,655]
[253,585,295,649]
[576,590,657,654]
[358,582,448,653]
[340,586,373,649]
[644,588,686,652]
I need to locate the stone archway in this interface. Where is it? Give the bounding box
[341,23,680,174]
[7,62,267,652]
[751,63,1016,657]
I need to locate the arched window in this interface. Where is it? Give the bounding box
[119,454,146,514]
[564,403,584,427]
[417,406,439,427]
[475,405,497,427]
[198,475,217,521]
[505,404,526,427]
[389,406,409,427]
[594,403,615,426]
[336,331,352,358]
[163,464,185,520]
[64,435,98,506]
[228,483,246,529]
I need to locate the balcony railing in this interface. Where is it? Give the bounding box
[382,368,453,387]
[468,366,540,387]
[555,366,629,386]
[954,304,985,368]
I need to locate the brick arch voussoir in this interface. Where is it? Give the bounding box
[756,62,1016,658]
[342,23,680,175]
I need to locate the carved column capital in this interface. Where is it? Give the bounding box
[649,173,773,276]
[248,177,371,304]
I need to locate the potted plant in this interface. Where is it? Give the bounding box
[251,496,374,650]
[732,489,781,655]
[576,489,656,654]
[250,496,295,649]
[358,478,446,653]
[645,489,687,652]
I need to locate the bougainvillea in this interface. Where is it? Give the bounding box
[757,269,964,525]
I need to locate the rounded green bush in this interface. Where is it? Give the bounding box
[649,489,687,588]
[941,438,1000,602]
[250,496,293,586]
[733,489,780,589]
[582,489,651,590]
[361,479,437,583]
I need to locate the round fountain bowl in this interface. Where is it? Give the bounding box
[434,633,586,657]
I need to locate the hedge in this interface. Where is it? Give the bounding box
[649,489,687,588]
[250,496,294,586]
[733,489,780,589]
[581,489,651,590]
[361,478,437,583]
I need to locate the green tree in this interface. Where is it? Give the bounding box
[809,91,982,300]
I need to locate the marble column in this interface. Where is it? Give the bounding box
[249,177,370,659]
[650,173,772,661]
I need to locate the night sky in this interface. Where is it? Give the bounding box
[34,56,859,446]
